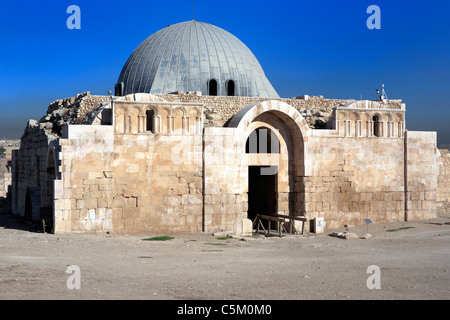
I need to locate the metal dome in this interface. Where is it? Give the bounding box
[117,20,279,98]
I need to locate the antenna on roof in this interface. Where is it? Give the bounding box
[192,0,195,20]
[375,84,388,102]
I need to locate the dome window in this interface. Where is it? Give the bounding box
[208,79,218,96]
[226,80,235,96]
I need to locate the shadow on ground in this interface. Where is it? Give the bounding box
[0,213,42,233]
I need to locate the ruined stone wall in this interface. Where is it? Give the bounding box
[158,92,402,128]
[0,164,10,198]
[11,121,58,218]
[10,92,111,222]
[54,96,207,234]
[0,165,11,214]
[42,92,110,135]
[437,149,450,215]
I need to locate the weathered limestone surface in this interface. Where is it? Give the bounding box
[11,121,59,218]
[437,149,450,215]
[9,93,446,235]
[405,131,439,221]
[301,136,407,229]
[0,164,11,214]
[41,92,110,135]
[159,91,402,128]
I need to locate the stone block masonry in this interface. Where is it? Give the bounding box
[9,93,446,235]
[437,149,450,215]
[159,92,402,128]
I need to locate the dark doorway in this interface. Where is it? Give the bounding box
[373,115,380,137]
[247,166,277,223]
[25,188,32,221]
[24,186,41,222]
[146,109,155,132]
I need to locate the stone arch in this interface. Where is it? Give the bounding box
[173,107,186,134]
[338,111,347,121]
[188,107,202,134]
[396,113,405,138]
[174,106,188,118]
[386,112,393,121]
[129,106,141,134]
[385,112,394,137]
[362,113,371,137]
[158,108,170,134]
[228,100,309,141]
[190,106,202,118]
[228,100,308,222]
[159,106,172,117]
[372,112,382,137]
[114,106,126,133]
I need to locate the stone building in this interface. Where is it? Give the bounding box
[10,20,449,234]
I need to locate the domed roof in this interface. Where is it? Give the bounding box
[117,20,279,98]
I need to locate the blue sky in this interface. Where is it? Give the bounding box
[0,0,449,145]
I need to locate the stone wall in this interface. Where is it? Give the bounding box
[405,131,439,221]
[45,92,110,125]
[11,121,58,218]
[158,92,402,128]
[301,135,406,229]
[11,92,112,223]
[54,126,115,233]
[0,163,11,198]
[10,93,442,235]
[54,102,205,234]
[203,127,248,234]
[0,164,11,214]
[437,149,450,215]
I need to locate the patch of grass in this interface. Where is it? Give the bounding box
[204,242,226,246]
[216,236,232,240]
[138,256,153,259]
[386,226,415,232]
[142,236,175,241]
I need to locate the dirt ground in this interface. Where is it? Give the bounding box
[0,213,449,300]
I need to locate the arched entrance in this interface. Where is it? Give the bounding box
[246,126,280,222]
[228,100,309,230]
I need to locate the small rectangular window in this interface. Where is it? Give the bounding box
[146,110,155,132]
